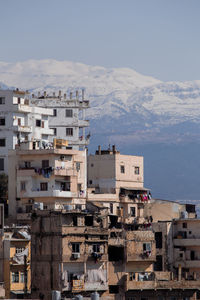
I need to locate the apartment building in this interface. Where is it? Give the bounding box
[88,145,144,194]
[0,89,54,174]
[8,140,87,221]
[31,206,109,300]
[31,90,90,150]
[3,225,31,299]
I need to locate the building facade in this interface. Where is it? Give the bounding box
[0,89,53,174]
[31,90,90,150]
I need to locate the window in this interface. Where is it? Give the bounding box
[26,205,32,213]
[66,128,73,136]
[110,203,113,214]
[53,109,57,117]
[0,97,5,104]
[143,243,151,252]
[0,118,5,126]
[93,244,100,253]
[18,97,21,104]
[130,207,136,217]
[20,272,24,283]
[24,161,31,168]
[51,128,57,135]
[154,255,163,271]
[72,243,80,253]
[183,222,187,228]
[36,119,41,127]
[0,158,4,171]
[0,139,5,147]
[76,162,80,171]
[20,181,26,191]
[89,180,92,185]
[129,272,135,281]
[16,247,25,254]
[42,160,49,168]
[155,232,162,249]
[109,285,119,294]
[11,272,19,283]
[66,109,73,117]
[135,167,140,175]
[40,182,48,191]
[41,121,44,128]
[120,165,125,173]
[18,118,21,126]
[61,182,70,191]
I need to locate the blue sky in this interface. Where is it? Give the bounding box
[1,0,200,81]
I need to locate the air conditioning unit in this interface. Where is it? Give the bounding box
[72,253,80,259]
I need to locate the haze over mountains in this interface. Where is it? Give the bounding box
[1,59,200,201]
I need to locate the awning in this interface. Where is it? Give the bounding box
[120,187,150,191]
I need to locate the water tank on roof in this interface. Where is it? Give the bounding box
[64,205,73,211]
[91,291,99,300]
[52,290,61,300]
[181,211,188,219]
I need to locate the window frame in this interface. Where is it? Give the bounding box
[0,138,6,147]
[0,118,5,126]
[135,166,140,175]
[120,165,125,174]
[0,97,5,104]
[66,128,73,136]
[72,243,80,253]
[40,182,48,191]
[65,109,73,118]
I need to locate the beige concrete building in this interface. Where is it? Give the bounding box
[8,140,87,221]
[88,146,144,194]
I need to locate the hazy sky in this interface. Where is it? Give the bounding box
[1,0,200,81]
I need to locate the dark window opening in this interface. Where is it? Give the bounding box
[42,160,49,168]
[53,109,57,116]
[93,244,100,253]
[36,119,41,127]
[72,243,80,253]
[85,216,93,226]
[66,128,73,136]
[155,232,163,249]
[66,109,73,117]
[40,182,48,191]
[110,203,113,214]
[191,250,195,260]
[130,207,135,217]
[0,118,5,126]
[73,216,78,226]
[183,222,187,228]
[186,204,195,213]
[108,246,124,261]
[154,255,163,271]
[0,158,4,171]
[120,165,125,173]
[109,285,119,294]
[0,97,5,104]
[135,166,140,175]
[0,139,6,147]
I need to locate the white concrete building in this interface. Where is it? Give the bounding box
[30,90,90,150]
[8,140,87,220]
[0,89,54,174]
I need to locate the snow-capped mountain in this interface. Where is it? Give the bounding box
[1,59,200,146]
[1,59,200,199]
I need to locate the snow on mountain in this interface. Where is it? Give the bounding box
[1,59,200,144]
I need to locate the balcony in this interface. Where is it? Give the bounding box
[54,168,76,177]
[126,251,156,262]
[17,168,36,177]
[78,120,89,127]
[174,238,200,246]
[125,272,200,291]
[68,138,89,146]
[84,282,108,291]
[40,127,54,135]
[17,212,32,221]
[14,104,32,113]
[174,260,200,268]
[12,125,32,133]
[19,189,75,198]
